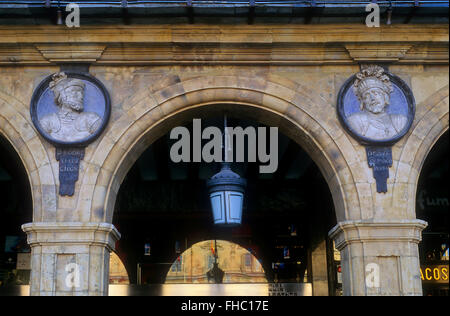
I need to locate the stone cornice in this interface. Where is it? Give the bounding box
[21,222,121,251]
[35,44,106,63]
[329,219,428,251]
[0,24,448,44]
[0,24,447,65]
[344,43,414,62]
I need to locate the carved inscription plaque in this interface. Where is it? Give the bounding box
[366,146,392,193]
[31,71,110,196]
[56,147,85,196]
[337,65,415,193]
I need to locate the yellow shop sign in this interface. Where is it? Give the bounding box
[420,265,449,283]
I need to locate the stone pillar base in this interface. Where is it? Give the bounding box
[22,222,121,296]
[329,219,427,296]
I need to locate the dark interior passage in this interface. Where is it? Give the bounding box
[0,135,32,287]
[416,131,449,296]
[112,116,337,293]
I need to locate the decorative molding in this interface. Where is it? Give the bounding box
[328,219,428,251]
[22,222,121,251]
[344,43,414,62]
[0,42,447,65]
[99,43,353,65]
[0,25,447,44]
[399,43,450,64]
[0,44,48,64]
[0,25,447,65]
[35,44,106,63]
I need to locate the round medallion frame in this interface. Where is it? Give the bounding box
[337,71,415,146]
[30,72,111,147]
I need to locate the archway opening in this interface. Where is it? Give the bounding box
[0,134,32,291]
[110,108,339,296]
[165,239,267,284]
[416,131,449,296]
[109,252,130,285]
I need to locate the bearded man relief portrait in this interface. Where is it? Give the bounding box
[39,72,102,143]
[31,71,109,146]
[347,65,407,140]
[338,65,414,144]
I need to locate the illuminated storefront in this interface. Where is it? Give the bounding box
[416,132,449,296]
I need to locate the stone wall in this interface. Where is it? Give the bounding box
[0,24,447,295]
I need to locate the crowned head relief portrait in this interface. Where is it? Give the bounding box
[348,65,407,141]
[39,72,102,143]
[337,65,415,145]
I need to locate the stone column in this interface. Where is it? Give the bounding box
[329,219,427,296]
[22,222,120,296]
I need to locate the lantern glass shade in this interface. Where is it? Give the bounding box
[207,163,246,227]
[210,190,244,226]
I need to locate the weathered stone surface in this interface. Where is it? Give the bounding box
[329,219,428,296]
[0,23,445,296]
[22,222,120,296]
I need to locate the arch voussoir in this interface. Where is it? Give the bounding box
[81,75,361,224]
[393,87,449,219]
[0,93,56,223]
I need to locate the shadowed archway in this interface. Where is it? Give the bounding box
[82,75,361,227]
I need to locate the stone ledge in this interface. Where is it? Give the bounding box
[0,24,447,65]
[36,44,106,63]
[345,43,414,62]
[0,24,447,43]
[328,219,428,251]
[21,222,121,252]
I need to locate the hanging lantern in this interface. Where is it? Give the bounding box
[207,163,246,226]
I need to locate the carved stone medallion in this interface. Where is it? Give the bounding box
[337,65,415,146]
[31,72,111,196]
[31,72,110,147]
[337,65,415,192]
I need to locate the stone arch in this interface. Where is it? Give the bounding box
[0,90,57,222]
[82,75,368,225]
[164,239,268,284]
[394,84,449,219]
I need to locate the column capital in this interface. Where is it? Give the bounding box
[22,222,121,252]
[328,219,428,251]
